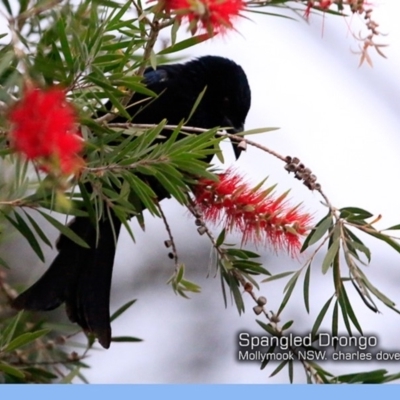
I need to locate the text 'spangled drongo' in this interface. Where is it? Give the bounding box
[12,56,251,348]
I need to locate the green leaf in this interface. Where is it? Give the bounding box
[60,367,81,384]
[321,236,340,274]
[56,18,73,68]
[78,182,97,226]
[216,228,226,247]
[0,311,22,348]
[4,329,50,352]
[282,320,294,331]
[158,34,210,55]
[256,320,276,336]
[269,359,289,378]
[37,211,90,248]
[180,279,201,293]
[277,271,300,315]
[260,344,276,370]
[384,224,400,231]
[186,86,207,124]
[303,263,311,314]
[306,215,333,248]
[363,229,400,254]
[288,360,294,384]
[334,369,388,384]
[111,336,143,343]
[230,127,280,136]
[23,210,53,248]
[332,300,339,347]
[2,211,44,262]
[311,296,334,340]
[339,207,373,219]
[110,299,137,322]
[0,362,25,379]
[0,51,14,77]
[300,212,331,252]
[339,284,363,335]
[262,270,295,283]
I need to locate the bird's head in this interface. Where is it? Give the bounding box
[186,56,252,159]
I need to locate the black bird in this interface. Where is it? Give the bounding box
[12,56,251,348]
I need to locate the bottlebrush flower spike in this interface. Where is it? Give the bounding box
[8,85,84,175]
[164,0,244,36]
[193,169,313,256]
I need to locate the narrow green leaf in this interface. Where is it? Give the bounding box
[338,291,352,336]
[262,270,295,283]
[37,211,90,248]
[23,210,52,248]
[0,51,14,76]
[216,228,226,247]
[260,345,276,370]
[282,320,294,331]
[231,279,245,314]
[339,285,363,335]
[231,127,280,136]
[78,182,97,226]
[269,359,289,378]
[60,367,81,384]
[321,237,340,274]
[288,360,294,383]
[180,279,201,293]
[364,229,400,254]
[111,336,143,342]
[332,300,339,347]
[256,320,277,336]
[339,207,373,219]
[110,299,137,322]
[186,86,207,123]
[300,212,331,252]
[0,362,25,379]
[311,296,334,339]
[5,329,50,352]
[0,311,22,348]
[3,212,44,262]
[277,272,300,315]
[335,369,388,384]
[307,216,333,247]
[158,34,210,55]
[56,19,73,67]
[1,0,12,14]
[303,263,311,313]
[384,224,400,231]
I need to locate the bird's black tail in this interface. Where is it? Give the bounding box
[12,215,121,348]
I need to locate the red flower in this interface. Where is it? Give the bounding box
[193,169,312,256]
[165,0,244,36]
[304,1,332,19]
[8,85,83,175]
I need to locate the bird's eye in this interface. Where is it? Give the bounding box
[222,97,231,110]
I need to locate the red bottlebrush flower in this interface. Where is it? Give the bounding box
[8,85,83,175]
[165,0,244,36]
[193,169,313,256]
[304,1,332,19]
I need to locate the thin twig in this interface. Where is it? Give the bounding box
[156,200,180,271]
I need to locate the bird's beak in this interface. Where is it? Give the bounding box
[227,123,246,160]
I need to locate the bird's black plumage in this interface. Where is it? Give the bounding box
[12,56,251,348]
